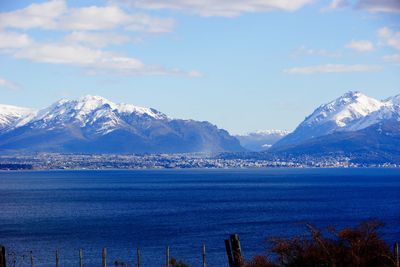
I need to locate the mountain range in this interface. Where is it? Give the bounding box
[1,91,399,162]
[0,95,243,153]
[271,91,400,163]
[235,130,289,151]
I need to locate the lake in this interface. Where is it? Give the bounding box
[0,168,400,266]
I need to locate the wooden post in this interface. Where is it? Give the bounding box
[0,246,6,267]
[202,243,206,267]
[224,239,234,267]
[230,234,243,267]
[166,246,170,267]
[30,251,34,267]
[395,242,399,267]
[55,250,59,267]
[102,247,107,267]
[79,249,83,267]
[136,248,140,267]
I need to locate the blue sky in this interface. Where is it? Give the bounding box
[0,0,399,134]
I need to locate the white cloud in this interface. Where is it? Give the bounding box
[356,0,400,13]
[58,5,129,30]
[14,43,111,65]
[0,30,192,77]
[0,77,20,91]
[323,0,350,11]
[292,46,341,58]
[383,53,400,62]
[188,70,203,77]
[325,0,400,13]
[0,1,192,77]
[284,64,383,74]
[123,14,175,33]
[118,0,314,17]
[378,27,400,50]
[0,0,66,30]
[0,31,33,49]
[64,31,133,48]
[346,40,374,52]
[0,0,175,33]
[6,41,197,77]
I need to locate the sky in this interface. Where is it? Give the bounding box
[0,0,399,134]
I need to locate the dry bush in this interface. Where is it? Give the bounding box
[246,220,397,267]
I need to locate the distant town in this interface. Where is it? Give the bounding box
[0,153,398,170]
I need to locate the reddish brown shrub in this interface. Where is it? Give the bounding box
[245,220,397,267]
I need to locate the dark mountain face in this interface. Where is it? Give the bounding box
[269,92,400,163]
[270,120,400,163]
[273,91,386,149]
[3,92,400,158]
[0,96,244,154]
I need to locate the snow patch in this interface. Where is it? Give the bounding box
[303,91,384,130]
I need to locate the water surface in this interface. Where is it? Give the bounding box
[1,168,399,266]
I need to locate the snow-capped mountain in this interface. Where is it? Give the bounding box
[348,94,400,131]
[0,96,243,153]
[273,91,400,149]
[249,129,289,136]
[26,95,168,135]
[236,129,289,151]
[0,104,35,133]
[303,91,383,129]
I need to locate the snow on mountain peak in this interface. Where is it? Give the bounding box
[80,95,108,102]
[387,94,400,106]
[75,95,167,120]
[0,104,35,130]
[235,129,289,151]
[342,90,363,99]
[274,91,400,149]
[77,95,111,110]
[347,93,400,130]
[304,91,383,128]
[0,104,33,117]
[33,95,167,122]
[24,95,169,135]
[251,129,290,136]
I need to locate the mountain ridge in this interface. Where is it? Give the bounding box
[270,91,400,163]
[0,104,35,133]
[235,129,290,151]
[2,91,399,161]
[0,95,243,154]
[273,91,400,149]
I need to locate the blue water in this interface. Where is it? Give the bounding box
[0,169,400,266]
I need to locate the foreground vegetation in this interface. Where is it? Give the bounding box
[2,221,398,267]
[246,220,398,267]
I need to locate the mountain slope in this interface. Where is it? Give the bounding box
[270,91,400,163]
[0,104,35,133]
[236,130,289,151]
[0,96,243,153]
[348,94,400,131]
[273,91,393,149]
[271,120,400,163]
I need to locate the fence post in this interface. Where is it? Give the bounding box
[30,251,34,267]
[0,246,6,267]
[202,243,206,267]
[225,239,234,267]
[166,246,170,267]
[102,248,107,267]
[395,242,399,267]
[230,234,243,267]
[137,248,140,267]
[55,250,59,267]
[79,249,83,267]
